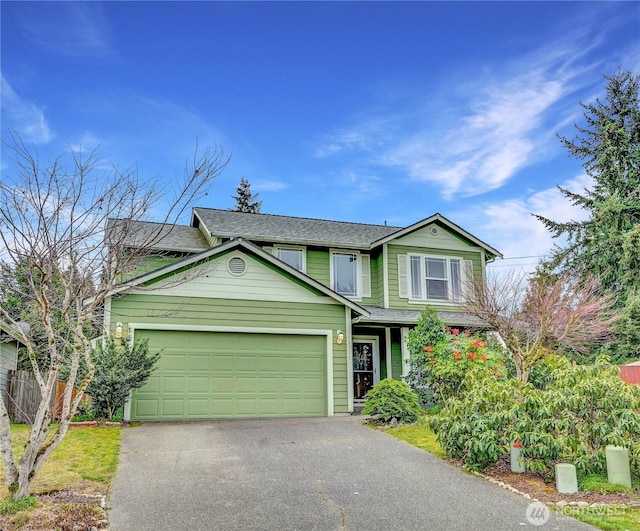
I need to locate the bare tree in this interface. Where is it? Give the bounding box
[464,271,620,382]
[0,132,229,501]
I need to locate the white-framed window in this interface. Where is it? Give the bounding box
[274,245,306,272]
[404,254,472,302]
[330,250,371,299]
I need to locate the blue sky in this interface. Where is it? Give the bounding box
[2,1,639,272]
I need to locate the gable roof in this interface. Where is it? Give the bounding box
[371,213,502,260]
[106,237,370,317]
[0,320,26,345]
[192,208,401,250]
[109,208,501,259]
[106,218,209,253]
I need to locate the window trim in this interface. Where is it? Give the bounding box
[330,249,371,300]
[406,253,465,303]
[274,245,306,273]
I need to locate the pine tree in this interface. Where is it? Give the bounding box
[231,177,262,213]
[535,70,640,361]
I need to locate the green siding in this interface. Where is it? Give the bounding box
[121,255,183,281]
[390,328,403,380]
[306,249,330,287]
[361,249,383,307]
[386,244,483,310]
[111,295,350,413]
[307,248,384,305]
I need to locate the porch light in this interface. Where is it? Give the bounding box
[115,322,123,339]
[336,330,344,344]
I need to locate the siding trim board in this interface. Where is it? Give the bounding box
[345,307,354,414]
[127,323,335,420]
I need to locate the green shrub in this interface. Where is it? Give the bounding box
[86,337,160,420]
[405,308,507,407]
[362,379,422,423]
[71,398,96,422]
[521,355,640,479]
[429,354,640,478]
[428,377,530,470]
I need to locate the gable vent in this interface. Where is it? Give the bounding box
[430,226,439,236]
[227,256,247,276]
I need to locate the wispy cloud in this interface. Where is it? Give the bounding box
[134,97,228,159]
[17,2,112,57]
[69,132,103,153]
[314,117,393,158]
[385,74,566,199]
[1,76,52,144]
[252,180,288,192]
[314,18,624,200]
[470,173,594,274]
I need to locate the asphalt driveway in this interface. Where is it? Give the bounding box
[107,416,593,531]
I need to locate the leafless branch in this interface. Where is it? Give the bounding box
[0,131,229,500]
[464,270,620,382]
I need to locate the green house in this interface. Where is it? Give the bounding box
[106,208,502,421]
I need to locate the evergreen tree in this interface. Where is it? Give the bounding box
[535,70,640,361]
[86,337,160,420]
[231,177,262,213]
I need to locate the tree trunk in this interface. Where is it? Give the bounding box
[0,398,18,492]
[13,474,32,502]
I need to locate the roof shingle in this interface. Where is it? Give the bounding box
[106,218,208,253]
[193,208,401,249]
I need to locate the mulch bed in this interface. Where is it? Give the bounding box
[0,491,108,531]
[477,455,638,506]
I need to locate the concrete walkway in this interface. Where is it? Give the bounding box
[107,416,593,530]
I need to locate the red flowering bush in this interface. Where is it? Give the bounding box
[406,308,506,407]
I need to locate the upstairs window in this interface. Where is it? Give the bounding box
[333,252,358,297]
[331,251,371,299]
[275,246,305,272]
[407,254,469,302]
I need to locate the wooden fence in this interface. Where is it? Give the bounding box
[5,370,79,423]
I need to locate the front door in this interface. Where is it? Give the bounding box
[353,337,380,401]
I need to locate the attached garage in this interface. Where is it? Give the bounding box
[130,329,328,420]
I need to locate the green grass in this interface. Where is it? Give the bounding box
[559,506,640,531]
[579,474,637,495]
[0,496,39,516]
[0,423,121,498]
[385,420,447,459]
[386,420,640,531]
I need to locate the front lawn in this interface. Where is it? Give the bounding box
[0,424,121,530]
[386,421,446,459]
[385,420,640,531]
